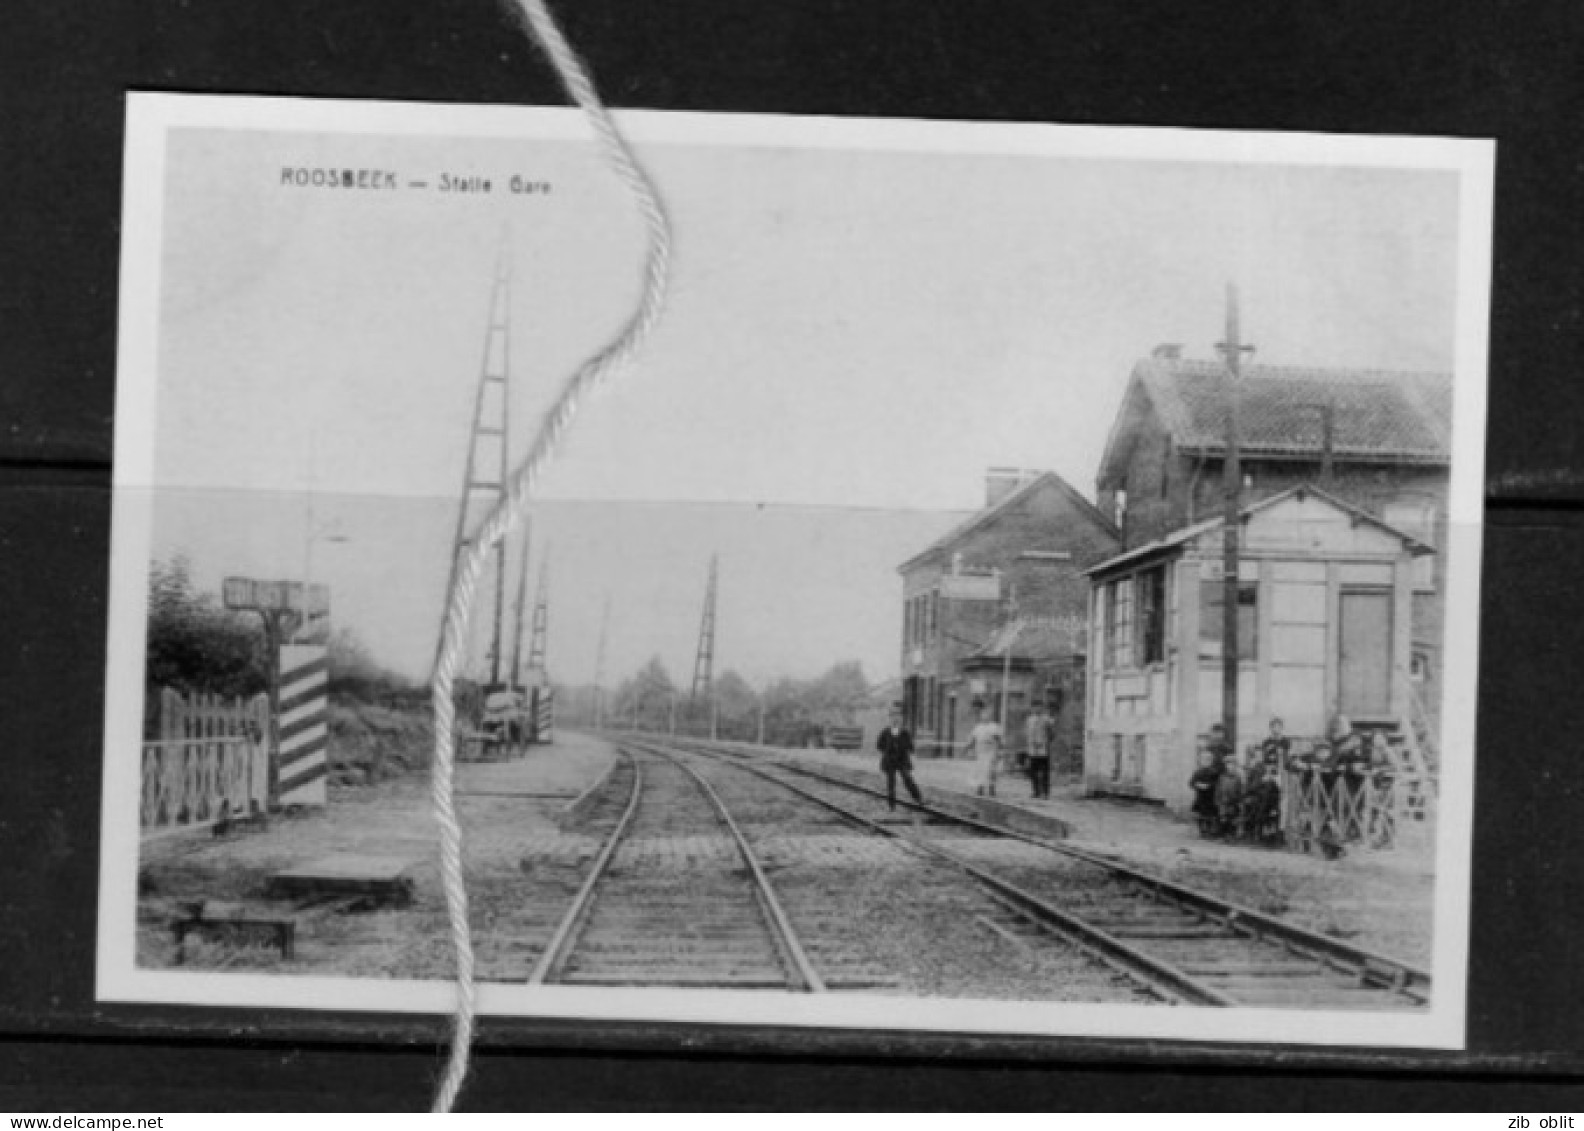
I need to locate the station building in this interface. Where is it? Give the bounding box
[1094,348,1451,742]
[1083,486,1432,810]
[896,469,1120,761]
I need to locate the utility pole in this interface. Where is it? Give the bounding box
[999,580,1019,738]
[691,553,719,726]
[508,521,532,691]
[526,554,550,679]
[437,252,514,687]
[1215,284,1255,758]
[1320,394,1336,488]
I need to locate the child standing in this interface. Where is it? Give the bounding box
[1189,745,1220,837]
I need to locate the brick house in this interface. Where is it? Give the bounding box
[896,469,1120,762]
[1094,347,1451,738]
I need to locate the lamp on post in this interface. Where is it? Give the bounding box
[297,521,348,645]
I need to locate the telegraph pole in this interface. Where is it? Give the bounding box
[436,252,514,686]
[691,553,719,734]
[508,522,532,691]
[1215,284,1255,757]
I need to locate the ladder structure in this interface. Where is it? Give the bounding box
[691,554,719,737]
[437,253,517,687]
[524,558,554,744]
[526,556,550,682]
[508,522,533,691]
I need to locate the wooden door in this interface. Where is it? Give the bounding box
[1338,589,1392,719]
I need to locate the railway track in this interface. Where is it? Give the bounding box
[662,736,1431,1011]
[528,744,824,991]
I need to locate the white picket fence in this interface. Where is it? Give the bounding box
[141,691,270,837]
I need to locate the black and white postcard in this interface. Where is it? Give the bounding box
[100,94,1492,1049]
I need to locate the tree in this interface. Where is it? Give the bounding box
[145,555,266,700]
[712,669,760,741]
[804,660,870,723]
[327,626,414,705]
[611,655,678,730]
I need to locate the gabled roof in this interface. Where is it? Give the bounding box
[1098,355,1452,485]
[898,470,1117,574]
[1084,484,1434,578]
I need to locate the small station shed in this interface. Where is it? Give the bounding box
[1082,486,1431,811]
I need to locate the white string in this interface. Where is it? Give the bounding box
[429,0,672,1111]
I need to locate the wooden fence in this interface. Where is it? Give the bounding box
[1281,763,1433,854]
[141,690,270,837]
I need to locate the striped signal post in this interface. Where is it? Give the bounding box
[279,645,330,804]
[224,576,331,809]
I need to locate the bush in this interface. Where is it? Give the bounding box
[327,698,435,786]
[145,556,267,736]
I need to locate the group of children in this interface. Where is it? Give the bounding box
[1189,718,1289,846]
[1191,714,1400,852]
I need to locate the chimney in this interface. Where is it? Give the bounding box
[1153,343,1183,360]
[985,467,1042,508]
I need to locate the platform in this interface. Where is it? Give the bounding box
[265,855,418,906]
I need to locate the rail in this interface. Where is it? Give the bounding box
[642,742,826,992]
[529,744,825,993]
[673,741,1227,1005]
[527,750,642,985]
[685,737,1431,1004]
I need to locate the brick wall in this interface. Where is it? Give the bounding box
[898,477,1120,753]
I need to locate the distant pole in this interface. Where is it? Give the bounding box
[1320,395,1336,488]
[509,521,532,691]
[757,694,766,745]
[999,581,1018,736]
[1215,284,1255,757]
[691,554,718,706]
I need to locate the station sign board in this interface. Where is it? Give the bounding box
[223,576,330,615]
[940,573,1002,601]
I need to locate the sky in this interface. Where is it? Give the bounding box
[132,109,1468,685]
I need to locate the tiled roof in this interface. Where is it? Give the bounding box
[1083,484,1435,578]
[1136,357,1452,464]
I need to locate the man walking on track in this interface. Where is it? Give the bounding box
[876,705,924,812]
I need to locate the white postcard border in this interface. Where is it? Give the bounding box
[99,92,1492,1051]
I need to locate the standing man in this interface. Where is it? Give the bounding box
[965,699,1004,798]
[1024,701,1054,800]
[876,704,924,812]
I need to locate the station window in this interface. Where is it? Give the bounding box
[1199,578,1258,660]
[1136,566,1166,666]
[1105,578,1134,670]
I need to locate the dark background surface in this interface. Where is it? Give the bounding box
[4,0,1583,1111]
